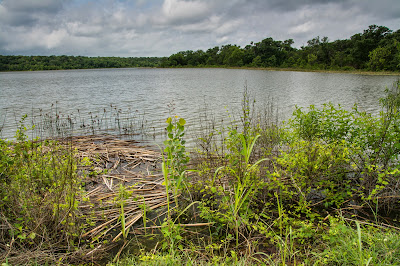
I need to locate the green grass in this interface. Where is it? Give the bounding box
[317,218,400,265]
[106,218,400,265]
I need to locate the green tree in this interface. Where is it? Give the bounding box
[168,53,186,66]
[251,55,263,67]
[307,53,318,66]
[350,25,392,69]
[368,46,391,71]
[265,55,277,67]
[224,46,244,66]
[253,37,288,66]
[205,46,220,65]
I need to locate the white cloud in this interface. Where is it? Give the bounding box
[45,29,68,49]
[0,0,399,56]
[216,36,228,44]
[161,0,210,24]
[215,19,243,36]
[288,21,316,35]
[66,22,104,37]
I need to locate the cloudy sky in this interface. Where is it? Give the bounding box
[0,0,399,57]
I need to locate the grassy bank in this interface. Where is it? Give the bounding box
[163,65,400,76]
[110,82,400,265]
[1,82,400,265]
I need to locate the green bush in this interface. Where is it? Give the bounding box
[0,117,89,263]
[283,81,400,214]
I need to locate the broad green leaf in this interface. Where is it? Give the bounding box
[178,118,186,126]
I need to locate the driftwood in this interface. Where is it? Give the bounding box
[61,135,168,243]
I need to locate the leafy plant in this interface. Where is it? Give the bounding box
[0,118,91,264]
[159,116,190,258]
[162,116,189,213]
[284,82,400,214]
[115,184,133,239]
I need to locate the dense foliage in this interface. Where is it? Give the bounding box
[161,25,400,71]
[0,118,93,264]
[0,55,162,71]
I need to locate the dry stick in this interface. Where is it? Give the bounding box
[89,197,169,238]
[85,186,102,197]
[135,178,164,186]
[113,240,129,262]
[105,146,110,161]
[112,200,170,242]
[94,211,147,241]
[94,196,167,217]
[134,222,215,231]
[73,135,170,243]
[102,174,127,182]
[122,167,141,176]
[102,176,113,191]
[95,189,167,202]
[125,161,141,169]
[123,195,168,205]
[112,213,143,242]
[82,216,118,237]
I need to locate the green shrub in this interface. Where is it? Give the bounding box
[283,81,400,214]
[0,117,89,263]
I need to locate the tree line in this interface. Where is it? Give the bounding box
[0,55,162,71]
[1,25,399,72]
[161,25,400,71]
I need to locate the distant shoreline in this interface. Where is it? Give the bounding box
[1,65,400,76]
[231,66,400,76]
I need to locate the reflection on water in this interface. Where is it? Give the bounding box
[0,68,399,141]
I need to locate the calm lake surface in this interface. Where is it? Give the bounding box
[1,68,399,142]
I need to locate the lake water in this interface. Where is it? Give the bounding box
[1,68,399,142]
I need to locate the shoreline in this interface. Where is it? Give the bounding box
[1,66,400,76]
[171,65,400,76]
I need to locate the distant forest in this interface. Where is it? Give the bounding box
[1,25,399,72]
[0,56,161,71]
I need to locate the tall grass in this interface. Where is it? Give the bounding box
[1,104,155,140]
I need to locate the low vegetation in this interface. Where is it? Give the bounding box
[1,82,400,265]
[0,117,91,264]
[0,56,162,71]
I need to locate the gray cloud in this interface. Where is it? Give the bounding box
[0,0,398,56]
[2,0,64,12]
[0,0,64,26]
[256,0,346,12]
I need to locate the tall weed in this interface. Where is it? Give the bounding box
[0,117,90,264]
